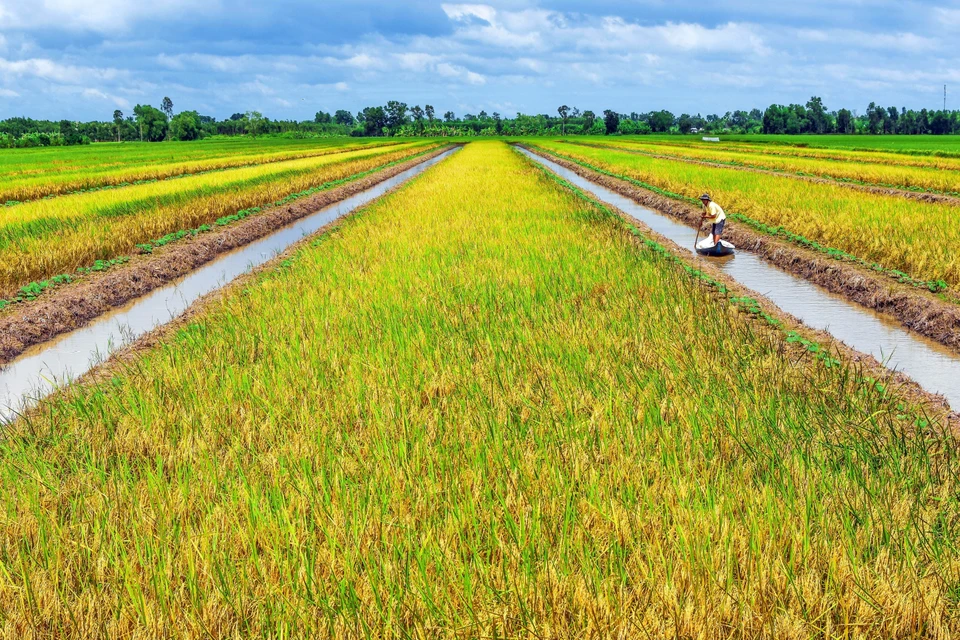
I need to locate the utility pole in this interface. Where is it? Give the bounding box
[945,85,948,111]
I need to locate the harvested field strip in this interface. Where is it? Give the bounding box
[534,139,960,288]
[580,139,960,197]
[0,142,437,294]
[0,139,413,205]
[2,141,956,637]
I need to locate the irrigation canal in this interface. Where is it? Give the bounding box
[518,147,960,410]
[0,147,459,423]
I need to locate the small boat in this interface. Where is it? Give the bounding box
[695,236,736,257]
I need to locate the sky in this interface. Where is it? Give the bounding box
[0,0,958,122]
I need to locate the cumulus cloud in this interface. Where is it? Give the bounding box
[0,0,958,120]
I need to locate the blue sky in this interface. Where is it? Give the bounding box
[0,0,958,121]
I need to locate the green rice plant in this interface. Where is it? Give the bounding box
[0,141,955,637]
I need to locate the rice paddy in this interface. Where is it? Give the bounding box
[528,139,960,288]
[1,139,958,637]
[0,140,440,295]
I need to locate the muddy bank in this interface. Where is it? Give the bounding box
[0,146,455,365]
[565,141,960,207]
[521,144,960,356]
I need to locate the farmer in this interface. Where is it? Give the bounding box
[699,193,726,244]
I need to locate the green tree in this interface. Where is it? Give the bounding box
[410,105,425,134]
[648,110,675,133]
[425,105,435,123]
[582,110,596,132]
[603,109,620,135]
[805,96,829,133]
[836,108,853,134]
[314,111,332,124]
[360,106,388,136]
[170,110,202,141]
[443,111,456,123]
[557,104,570,135]
[493,112,503,135]
[334,110,355,125]
[133,104,168,142]
[113,109,123,142]
[385,101,408,133]
[245,110,266,137]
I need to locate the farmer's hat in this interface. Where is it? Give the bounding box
[699,193,711,201]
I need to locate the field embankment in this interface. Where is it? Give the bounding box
[1,141,957,637]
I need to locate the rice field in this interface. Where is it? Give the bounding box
[1,140,958,637]
[528,139,960,288]
[580,137,960,195]
[0,137,406,204]
[0,140,440,295]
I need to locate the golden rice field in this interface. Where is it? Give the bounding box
[0,137,405,204]
[0,140,439,295]
[1,141,957,637]
[582,137,960,195]
[530,139,960,287]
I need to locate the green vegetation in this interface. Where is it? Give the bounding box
[1,141,955,637]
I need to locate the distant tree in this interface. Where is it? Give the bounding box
[229,113,245,121]
[425,105,435,123]
[160,97,174,139]
[836,108,853,134]
[648,110,675,133]
[582,110,596,132]
[113,109,123,142]
[245,110,266,136]
[360,106,388,135]
[314,111,332,124]
[602,109,620,135]
[493,112,503,135]
[677,113,694,133]
[334,109,355,125]
[170,110,202,141]
[133,104,168,142]
[805,96,829,133]
[557,105,570,135]
[478,110,488,121]
[443,111,456,123]
[571,106,581,118]
[385,101,408,133]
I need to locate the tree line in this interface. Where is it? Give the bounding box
[2,96,960,148]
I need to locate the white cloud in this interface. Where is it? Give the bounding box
[0,56,124,83]
[0,87,19,97]
[0,0,219,32]
[334,81,349,91]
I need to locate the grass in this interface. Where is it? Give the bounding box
[0,141,439,294]
[578,137,960,196]
[530,139,960,288]
[1,141,957,636]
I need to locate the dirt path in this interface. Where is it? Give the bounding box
[0,146,456,365]
[565,141,960,207]
[520,144,960,357]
